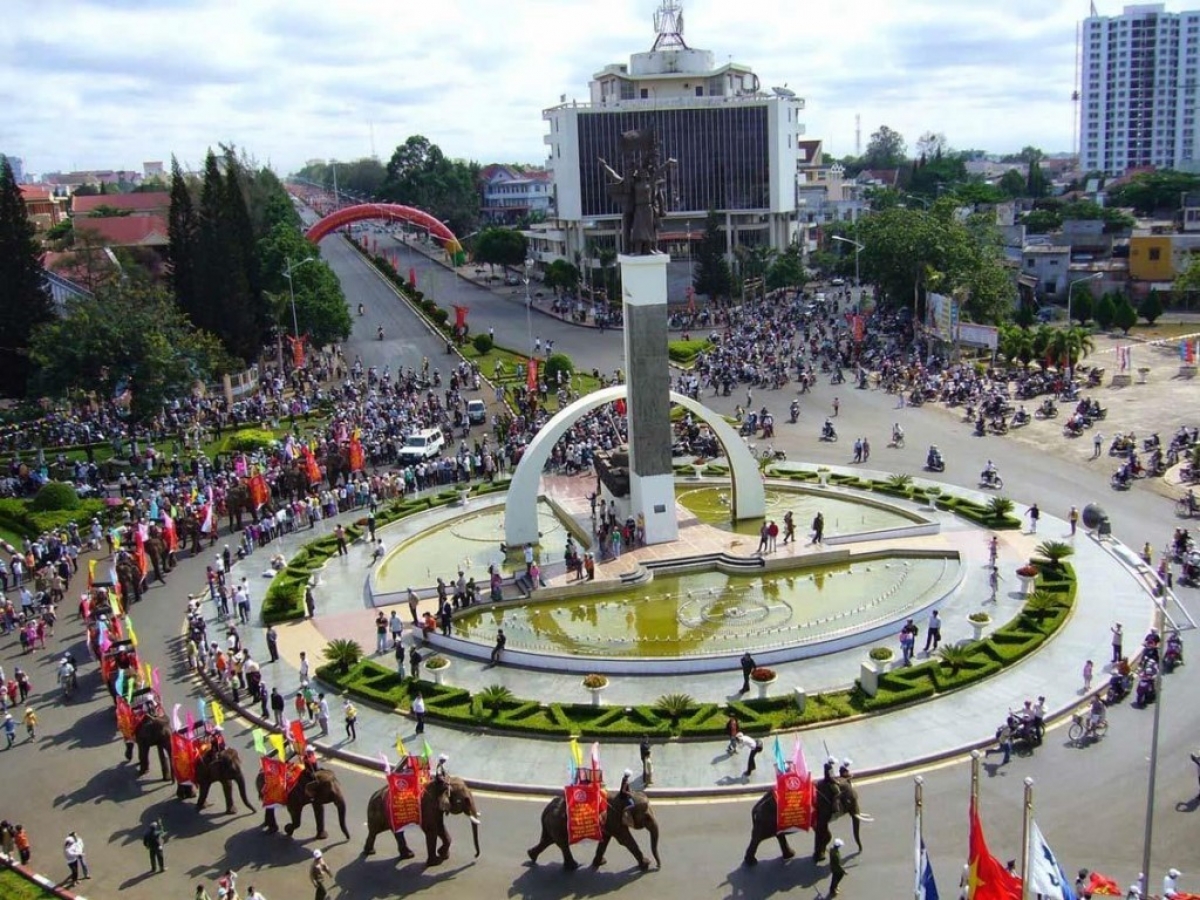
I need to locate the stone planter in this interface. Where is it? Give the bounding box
[969,617,990,641]
[691,464,706,480]
[859,661,880,698]
[1138,367,1151,385]
[754,676,777,699]
[585,684,608,707]
[428,661,450,686]
[1111,373,1132,387]
[817,469,830,487]
[1018,574,1037,596]
[457,488,471,507]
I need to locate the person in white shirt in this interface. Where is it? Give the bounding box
[1164,867,1182,898]
[63,831,89,882]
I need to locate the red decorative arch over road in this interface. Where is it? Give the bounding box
[304,203,458,246]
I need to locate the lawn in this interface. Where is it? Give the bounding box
[0,868,58,900]
[460,343,603,410]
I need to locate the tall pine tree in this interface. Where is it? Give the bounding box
[219,150,268,361]
[195,150,226,343]
[167,156,199,323]
[0,157,54,396]
[692,208,732,302]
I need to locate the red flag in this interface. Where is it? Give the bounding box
[349,435,365,472]
[967,801,1023,899]
[302,446,322,485]
[289,718,307,755]
[134,525,149,577]
[527,358,538,391]
[248,473,270,509]
[1086,873,1123,896]
[614,398,627,416]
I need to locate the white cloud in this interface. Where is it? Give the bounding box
[0,0,1161,176]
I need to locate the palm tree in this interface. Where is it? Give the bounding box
[1031,325,1054,371]
[937,644,975,673]
[1047,326,1095,369]
[1034,540,1075,572]
[323,638,364,675]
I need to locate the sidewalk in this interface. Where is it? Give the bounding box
[206,469,1157,795]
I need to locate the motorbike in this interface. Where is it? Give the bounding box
[1011,409,1030,428]
[1134,673,1157,708]
[1063,417,1086,438]
[1035,398,1058,419]
[377,326,385,341]
[789,402,800,424]
[1103,672,1131,706]
[1163,638,1184,673]
[974,417,986,437]
[1109,434,1135,457]
[1111,468,1133,490]
[820,422,838,443]
[357,303,365,316]
[925,449,946,473]
[760,446,787,462]
[979,469,1004,490]
[1143,433,1161,453]
[988,417,1009,436]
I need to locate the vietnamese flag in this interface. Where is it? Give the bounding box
[967,801,1022,899]
[526,358,538,392]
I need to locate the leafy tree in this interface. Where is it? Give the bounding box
[998,169,1027,198]
[257,221,350,348]
[473,227,528,270]
[950,180,1003,206]
[998,324,1035,368]
[28,282,234,420]
[87,204,132,218]
[1093,292,1117,330]
[543,259,579,296]
[1070,288,1093,326]
[915,132,948,159]
[1047,326,1095,368]
[0,157,55,397]
[543,352,573,386]
[1139,289,1164,325]
[1023,209,1061,234]
[1026,154,1048,199]
[766,245,806,291]
[1112,295,1138,334]
[1014,301,1036,329]
[1106,169,1200,215]
[863,125,907,170]
[71,184,100,197]
[295,157,386,199]
[380,135,480,237]
[906,153,967,198]
[692,209,731,301]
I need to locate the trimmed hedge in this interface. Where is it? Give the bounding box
[30,481,80,511]
[667,339,713,365]
[0,496,108,539]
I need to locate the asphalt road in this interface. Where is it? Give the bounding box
[5,228,1197,900]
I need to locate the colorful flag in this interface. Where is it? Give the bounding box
[1026,820,1075,900]
[87,559,96,590]
[125,615,137,647]
[589,741,601,772]
[171,703,182,733]
[395,735,407,758]
[114,670,125,698]
[211,701,224,727]
[349,434,365,472]
[151,667,160,697]
[289,718,307,754]
[269,733,287,761]
[422,739,434,763]
[773,737,788,774]
[967,801,1023,900]
[527,358,538,391]
[379,752,392,775]
[252,729,266,755]
[200,487,215,534]
[791,736,809,779]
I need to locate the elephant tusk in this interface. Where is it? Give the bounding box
[854,813,874,822]
[469,816,481,825]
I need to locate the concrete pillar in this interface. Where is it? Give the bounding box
[619,253,678,545]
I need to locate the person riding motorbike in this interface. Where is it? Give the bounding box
[1013,405,1029,425]
[1164,631,1184,671]
[377,325,385,341]
[891,423,904,446]
[981,460,1000,486]
[357,303,365,316]
[821,419,836,441]
[927,444,944,470]
[1086,695,1106,737]
[974,416,986,437]
[789,400,800,424]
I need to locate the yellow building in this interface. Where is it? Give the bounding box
[1128,235,1174,281]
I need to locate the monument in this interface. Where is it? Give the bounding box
[601,129,678,544]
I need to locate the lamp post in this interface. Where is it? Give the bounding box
[524,257,534,357]
[832,235,865,289]
[1067,271,1103,326]
[1140,596,1167,900]
[282,256,317,340]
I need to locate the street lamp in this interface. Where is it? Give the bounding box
[282,256,317,339]
[524,257,535,357]
[1067,271,1103,326]
[831,235,865,288]
[1140,595,1167,900]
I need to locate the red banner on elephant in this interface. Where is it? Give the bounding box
[171,732,198,786]
[302,446,322,485]
[348,436,365,472]
[564,782,606,844]
[260,756,299,809]
[386,769,425,832]
[115,697,141,743]
[248,473,270,510]
[287,334,305,368]
[526,358,538,391]
[775,772,814,833]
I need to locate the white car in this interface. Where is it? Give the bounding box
[396,428,445,464]
[466,399,486,425]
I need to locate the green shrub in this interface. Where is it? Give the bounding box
[322,638,364,674]
[542,352,574,386]
[473,333,494,354]
[667,339,712,364]
[30,482,79,511]
[653,692,695,723]
[216,428,277,454]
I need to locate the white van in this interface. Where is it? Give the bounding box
[397,428,444,464]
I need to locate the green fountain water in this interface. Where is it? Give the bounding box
[677,485,915,537]
[451,556,956,657]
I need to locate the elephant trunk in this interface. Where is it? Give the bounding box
[470,817,480,858]
[236,773,256,812]
[646,815,661,868]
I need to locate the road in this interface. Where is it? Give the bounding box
[4,228,1196,900]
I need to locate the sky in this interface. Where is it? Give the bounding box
[0,0,1169,178]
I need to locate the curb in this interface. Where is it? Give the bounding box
[0,853,87,900]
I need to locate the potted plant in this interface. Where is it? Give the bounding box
[817,466,831,486]
[582,673,609,707]
[868,646,894,666]
[750,666,777,699]
[691,457,709,480]
[1016,564,1039,595]
[426,655,450,686]
[968,611,991,641]
[924,485,942,509]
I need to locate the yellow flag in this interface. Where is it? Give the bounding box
[395,735,407,758]
[125,617,136,647]
[211,701,224,727]
[569,738,584,768]
[269,733,286,760]
[88,558,96,587]
[143,662,153,686]
[110,592,123,618]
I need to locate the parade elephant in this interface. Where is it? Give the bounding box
[321,447,353,488]
[115,558,143,605]
[133,714,172,781]
[225,484,257,532]
[742,777,864,867]
[144,534,172,583]
[256,767,350,840]
[175,513,204,556]
[361,777,481,866]
[195,748,256,815]
[274,467,310,503]
[527,790,660,871]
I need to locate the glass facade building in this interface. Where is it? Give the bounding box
[576,106,771,218]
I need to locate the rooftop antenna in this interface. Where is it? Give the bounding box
[651,0,688,51]
[855,114,861,156]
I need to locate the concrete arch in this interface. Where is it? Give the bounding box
[504,386,765,547]
[304,203,459,248]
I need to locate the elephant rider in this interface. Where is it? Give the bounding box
[207,726,226,760]
[618,768,636,828]
[838,758,853,783]
[303,746,321,777]
[434,753,452,813]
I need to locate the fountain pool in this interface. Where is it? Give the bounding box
[677,485,917,537]
[449,553,958,659]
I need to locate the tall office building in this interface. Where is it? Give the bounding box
[1,154,24,183]
[539,0,806,263]
[1079,3,1200,175]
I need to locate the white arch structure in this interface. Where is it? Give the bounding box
[504,386,765,547]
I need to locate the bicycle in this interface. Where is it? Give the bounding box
[1068,713,1108,746]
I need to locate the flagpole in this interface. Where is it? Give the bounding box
[914,775,924,900]
[1020,777,1034,900]
[970,748,981,808]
